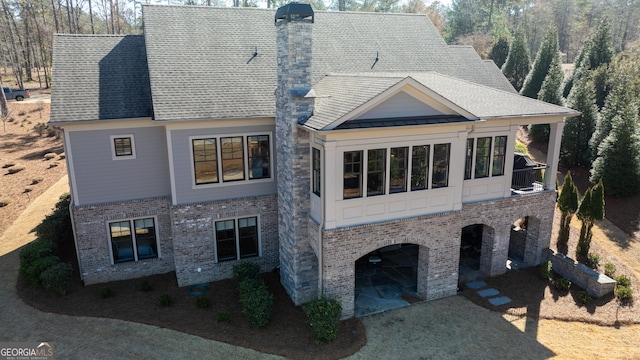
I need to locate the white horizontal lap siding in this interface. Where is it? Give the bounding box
[170,125,277,205]
[68,126,171,205]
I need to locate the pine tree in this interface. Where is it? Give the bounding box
[521,27,561,99]
[590,95,640,197]
[576,181,605,258]
[561,75,599,167]
[563,19,614,97]
[557,172,579,255]
[589,79,636,162]
[501,29,530,91]
[522,28,564,143]
[489,37,509,69]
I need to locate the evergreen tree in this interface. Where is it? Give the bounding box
[557,172,579,255]
[563,19,614,97]
[489,37,509,69]
[501,29,530,91]
[589,79,636,162]
[521,27,560,99]
[590,96,640,197]
[576,181,605,258]
[527,28,563,143]
[561,75,599,167]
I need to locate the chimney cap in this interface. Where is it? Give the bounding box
[275,2,314,24]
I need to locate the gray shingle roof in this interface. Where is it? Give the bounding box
[304,72,579,130]
[140,5,518,122]
[50,35,152,123]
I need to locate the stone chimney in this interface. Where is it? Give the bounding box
[274,2,318,305]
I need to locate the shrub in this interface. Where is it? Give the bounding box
[158,294,173,307]
[238,279,273,328]
[616,286,633,301]
[0,199,8,207]
[586,253,600,270]
[19,241,56,279]
[539,261,553,280]
[7,165,25,174]
[139,279,153,292]
[578,291,592,305]
[23,255,60,285]
[304,295,343,344]
[604,262,616,278]
[616,275,631,288]
[40,262,73,295]
[232,261,260,282]
[24,187,33,193]
[31,177,44,185]
[554,278,571,292]
[2,161,15,168]
[217,311,230,322]
[100,287,113,298]
[35,193,72,246]
[196,296,210,308]
[44,152,57,160]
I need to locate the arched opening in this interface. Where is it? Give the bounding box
[354,244,419,317]
[459,224,494,282]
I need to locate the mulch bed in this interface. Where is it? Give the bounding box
[17,268,365,360]
[459,266,639,326]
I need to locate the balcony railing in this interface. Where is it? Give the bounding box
[511,164,547,193]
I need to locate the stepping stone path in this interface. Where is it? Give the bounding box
[465,281,512,306]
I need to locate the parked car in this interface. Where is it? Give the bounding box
[3,87,30,101]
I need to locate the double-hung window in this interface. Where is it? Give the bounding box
[411,145,430,191]
[312,148,321,196]
[192,134,271,186]
[214,216,260,262]
[343,151,363,199]
[463,135,508,180]
[109,217,158,264]
[367,149,386,196]
[390,147,408,193]
[432,143,450,188]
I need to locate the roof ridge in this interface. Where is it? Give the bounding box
[53,33,139,38]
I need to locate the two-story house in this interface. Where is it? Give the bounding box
[50,3,578,318]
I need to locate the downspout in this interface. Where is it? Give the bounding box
[318,144,325,296]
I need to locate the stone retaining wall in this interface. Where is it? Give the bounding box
[543,249,616,298]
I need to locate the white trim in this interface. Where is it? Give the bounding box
[325,78,477,130]
[212,215,261,263]
[164,117,274,130]
[56,118,154,131]
[110,134,136,160]
[63,130,81,206]
[188,132,274,189]
[106,215,160,265]
[166,128,178,206]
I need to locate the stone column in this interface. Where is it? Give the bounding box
[275,4,318,305]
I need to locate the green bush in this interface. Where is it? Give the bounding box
[158,294,173,307]
[40,262,73,295]
[540,261,553,280]
[238,279,273,328]
[554,278,571,292]
[604,262,616,278]
[35,193,72,246]
[22,255,60,285]
[586,253,600,270]
[100,286,113,298]
[19,240,55,282]
[578,291,592,305]
[616,275,631,288]
[196,296,210,308]
[217,311,230,323]
[304,295,343,344]
[232,261,260,282]
[616,286,633,301]
[139,279,153,292]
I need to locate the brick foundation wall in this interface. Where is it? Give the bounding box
[71,197,175,285]
[171,195,279,287]
[320,191,557,318]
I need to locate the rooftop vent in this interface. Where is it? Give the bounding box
[275,2,314,24]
